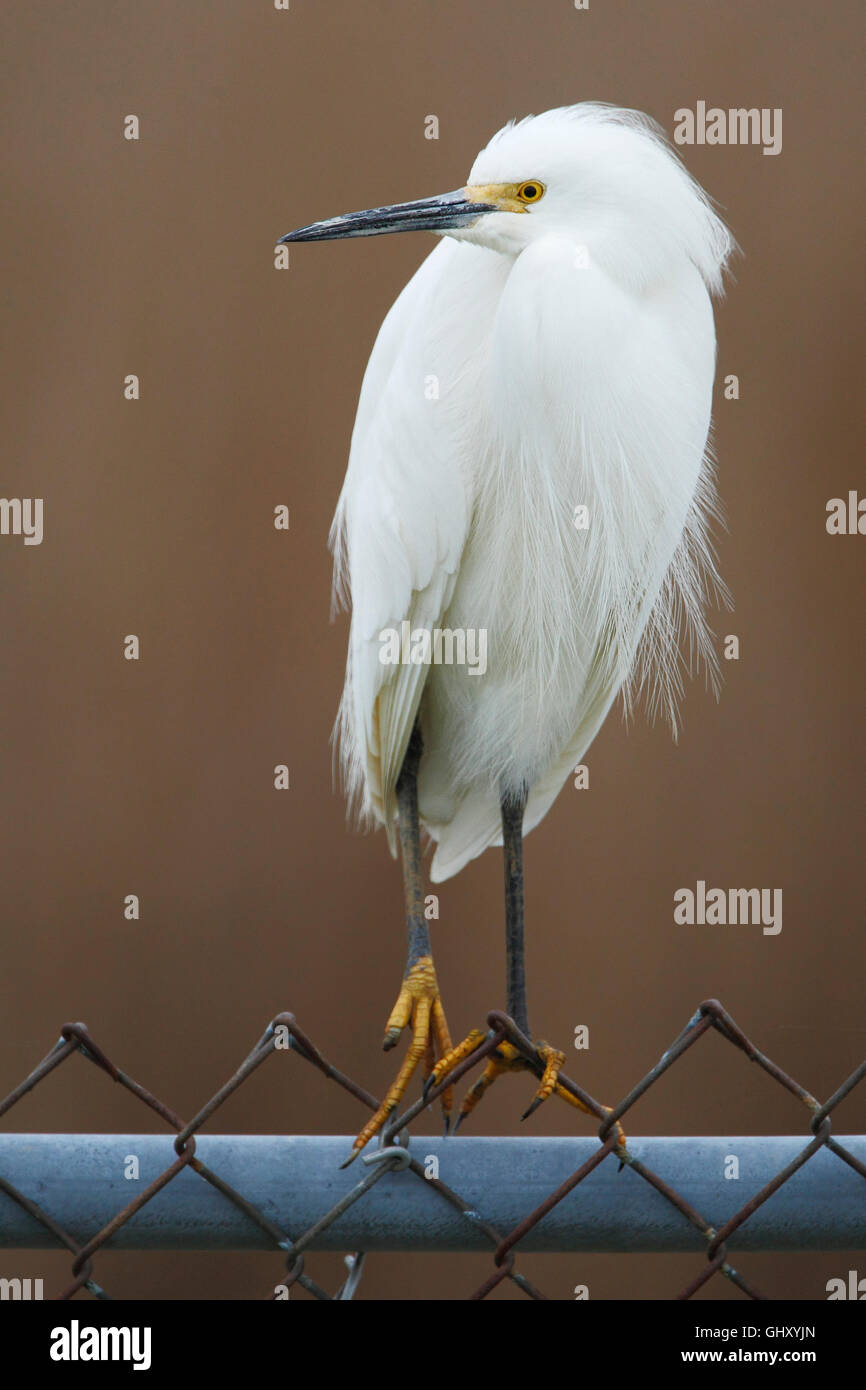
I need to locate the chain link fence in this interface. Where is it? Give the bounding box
[1,999,864,1300]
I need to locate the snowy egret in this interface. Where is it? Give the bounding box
[280,105,733,1161]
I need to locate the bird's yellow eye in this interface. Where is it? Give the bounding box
[516,181,545,204]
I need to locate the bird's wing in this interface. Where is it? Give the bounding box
[427,638,622,882]
[331,240,476,849]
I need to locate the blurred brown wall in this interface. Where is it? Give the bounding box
[1,0,863,1299]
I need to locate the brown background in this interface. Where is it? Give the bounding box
[1,0,863,1300]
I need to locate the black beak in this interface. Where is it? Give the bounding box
[278,189,497,244]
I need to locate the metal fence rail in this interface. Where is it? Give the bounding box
[1,1000,864,1300]
[2,1134,865,1252]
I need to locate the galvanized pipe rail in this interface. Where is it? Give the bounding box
[1,1134,864,1252]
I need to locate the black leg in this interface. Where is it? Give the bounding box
[344,724,455,1164]
[396,722,430,973]
[501,783,530,1037]
[418,780,612,1145]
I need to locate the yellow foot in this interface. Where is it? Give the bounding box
[343,956,454,1166]
[429,1031,627,1147]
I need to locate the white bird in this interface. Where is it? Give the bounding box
[280,104,733,1161]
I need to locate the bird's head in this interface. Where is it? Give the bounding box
[280,104,733,292]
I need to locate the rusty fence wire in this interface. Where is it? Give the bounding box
[1,999,864,1300]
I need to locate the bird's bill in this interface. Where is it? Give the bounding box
[278,188,499,243]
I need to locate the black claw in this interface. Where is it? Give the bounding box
[453,1111,467,1135]
[442,1113,451,1138]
